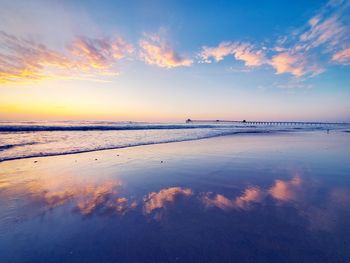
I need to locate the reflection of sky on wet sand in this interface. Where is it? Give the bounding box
[202,175,304,211]
[1,132,350,262]
[2,171,348,232]
[143,187,193,219]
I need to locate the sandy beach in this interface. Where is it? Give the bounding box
[1,131,350,262]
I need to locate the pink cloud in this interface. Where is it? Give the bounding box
[69,36,133,70]
[332,47,350,64]
[0,31,133,84]
[139,34,193,68]
[199,42,236,62]
[269,52,305,77]
[269,0,349,77]
[199,42,266,66]
[299,15,346,51]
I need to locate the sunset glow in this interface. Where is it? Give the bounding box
[1,0,349,121]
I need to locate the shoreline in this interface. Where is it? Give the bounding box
[1,129,338,164]
[0,129,280,163]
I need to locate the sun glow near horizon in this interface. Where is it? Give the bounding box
[0,0,349,122]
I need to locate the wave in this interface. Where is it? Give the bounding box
[0,142,38,151]
[0,124,248,132]
[0,129,271,162]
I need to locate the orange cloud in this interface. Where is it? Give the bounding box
[0,31,133,84]
[143,187,192,214]
[139,34,193,68]
[332,48,350,64]
[199,42,266,66]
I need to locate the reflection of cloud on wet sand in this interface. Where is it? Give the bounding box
[269,176,302,202]
[203,186,265,211]
[74,181,137,216]
[303,187,350,231]
[143,187,192,214]
[235,187,266,209]
[329,187,350,206]
[23,179,137,216]
[201,175,350,232]
[202,176,303,212]
[45,181,138,216]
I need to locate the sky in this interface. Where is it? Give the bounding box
[0,0,349,122]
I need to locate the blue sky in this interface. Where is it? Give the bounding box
[0,0,349,121]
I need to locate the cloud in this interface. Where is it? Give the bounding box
[0,31,71,84]
[269,0,349,77]
[198,41,323,78]
[143,187,192,214]
[199,42,266,66]
[139,33,193,68]
[0,31,133,84]
[299,14,346,51]
[269,52,324,77]
[332,47,350,63]
[269,53,305,77]
[69,36,134,70]
[199,0,349,80]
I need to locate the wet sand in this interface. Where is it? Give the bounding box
[1,131,350,263]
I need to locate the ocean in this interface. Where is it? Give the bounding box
[0,120,348,162]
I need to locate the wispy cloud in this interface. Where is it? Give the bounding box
[69,36,133,70]
[269,52,324,77]
[199,0,350,80]
[299,10,347,51]
[139,33,193,68]
[0,31,133,84]
[269,0,349,77]
[332,47,350,63]
[199,42,266,66]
